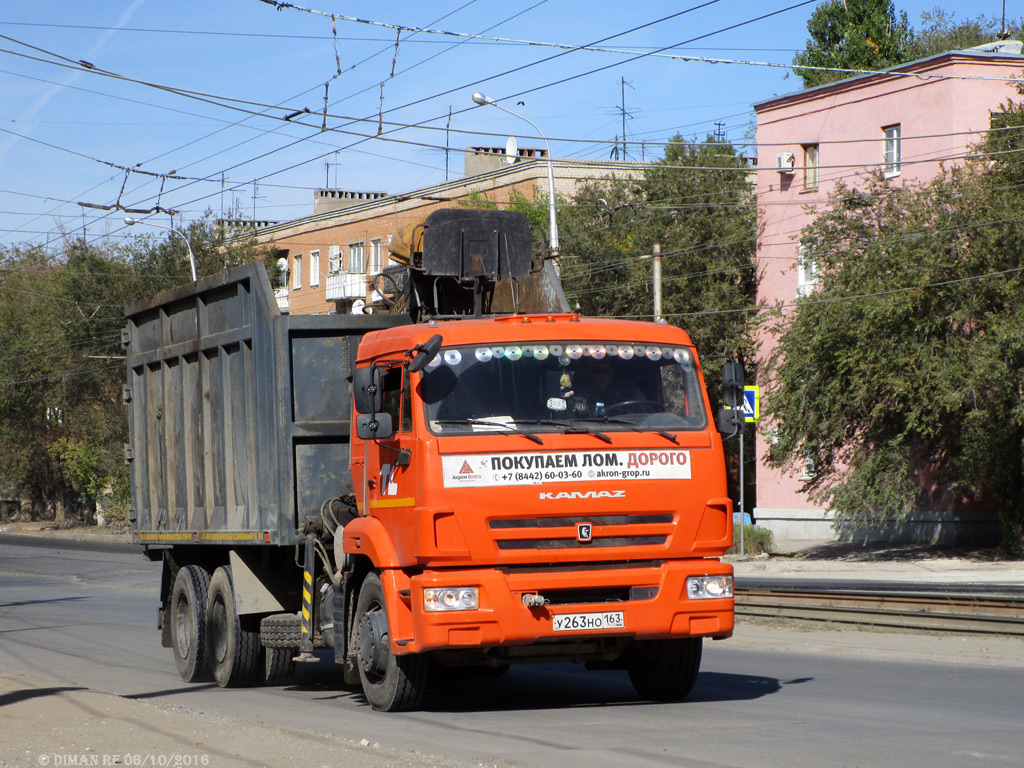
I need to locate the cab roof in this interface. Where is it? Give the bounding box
[356,313,697,362]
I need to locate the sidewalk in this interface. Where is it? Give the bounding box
[730,537,1024,589]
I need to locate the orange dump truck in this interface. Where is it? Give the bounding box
[126,210,735,711]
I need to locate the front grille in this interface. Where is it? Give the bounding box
[497,535,666,550]
[489,512,674,552]
[490,513,672,529]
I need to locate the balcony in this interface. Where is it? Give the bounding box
[325,271,366,301]
[274,287,290,313]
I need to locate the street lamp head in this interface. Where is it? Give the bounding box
[124,216,139,226]
[471,92,493,106]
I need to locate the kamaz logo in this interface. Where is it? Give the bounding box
[539,490,626,500]
[577,523,593,542]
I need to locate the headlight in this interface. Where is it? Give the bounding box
[424,587,479,612]
[686,575,733,600]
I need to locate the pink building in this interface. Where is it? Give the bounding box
[753,42,1024,543]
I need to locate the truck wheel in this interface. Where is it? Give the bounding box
[354,572,428,711]
[170,565,211,682]
[260,646,295,686]
[1,502,20,523]
[205,566,260,687]
[626,637,702,701]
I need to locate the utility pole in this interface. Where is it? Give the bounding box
[651,243,663,321]
[616,77,634,160]
[445,106,452,182]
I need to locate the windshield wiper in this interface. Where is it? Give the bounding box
[574,416,679,444]
[512,418,612,444]
[430,419,544,445]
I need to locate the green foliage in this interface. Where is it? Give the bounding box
[558,136,757,363]
[793,0,918,89]
[728,524,774,556]
[916,8,1024,57]
[557,135,758,507]
[0,217,271,526]
[765,113,1024,549]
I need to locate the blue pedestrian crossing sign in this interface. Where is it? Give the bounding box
[742,386,760,423]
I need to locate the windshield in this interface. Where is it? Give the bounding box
[419,341,707,434]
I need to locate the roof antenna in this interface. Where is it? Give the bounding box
[1000,0,1010,40]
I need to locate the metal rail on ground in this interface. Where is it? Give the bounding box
[735,587,1024,637]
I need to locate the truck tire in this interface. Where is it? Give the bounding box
[205,566,260,687]
[259,613,302,649]
[260,646,295,686]
[626,637,702,701]
[354,572,428,711]
[1,501,20,523]
[170,565,211,682]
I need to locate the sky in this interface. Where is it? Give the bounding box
[0,0,1013,250]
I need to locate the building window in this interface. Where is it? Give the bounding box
[883,124,901,178]
[797,243,818,297]
[292,255,302,290]
[370,238,383,274]
[799,454,816,481]
[348,241,365,274]
[803,143,819,191]
[328,245,342,274]
[309,250,320,287]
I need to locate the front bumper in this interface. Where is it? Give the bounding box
[383,559,734,655]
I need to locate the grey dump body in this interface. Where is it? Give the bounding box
[124,263,408,546]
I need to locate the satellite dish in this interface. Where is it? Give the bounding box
[504,136,519,165]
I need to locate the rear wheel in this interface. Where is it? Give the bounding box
[1,502,20,523]
[205,566,260,687]
[354,572,428,711]
[626,637,702,701]
[170,565,211,682]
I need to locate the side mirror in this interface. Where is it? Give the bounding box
[353,366,383,414]
[407,334,443,374]
[356,412,393,440]
[717,406,744,438]
[722,361,745,408]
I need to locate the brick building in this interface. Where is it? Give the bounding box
[245,148,644,316]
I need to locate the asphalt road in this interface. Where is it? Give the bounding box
[1,535,1022,768]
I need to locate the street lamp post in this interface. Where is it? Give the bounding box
[471,92,559,259]
[124,216,197,281]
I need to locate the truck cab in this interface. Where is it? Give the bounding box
[346,315,734,709]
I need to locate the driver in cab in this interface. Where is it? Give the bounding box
[569,358,642,418]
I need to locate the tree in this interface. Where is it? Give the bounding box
[558,135,758,505]
[559,136,757,362]
[793,0,918,89]
[0,216,275,527]
[916,8,1024,57]
[763,105,1024,550]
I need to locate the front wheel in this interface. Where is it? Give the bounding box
[354,572,428,711]
[626,637,702,701]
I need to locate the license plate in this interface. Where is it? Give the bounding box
[552,611,625,632]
